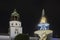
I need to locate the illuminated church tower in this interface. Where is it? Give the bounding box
[38,9,49,30]
[9,9,22,38]
[34,9,53,40]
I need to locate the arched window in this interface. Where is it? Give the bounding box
[16,23,17,25]
[11,23,13,26]
[15,29,18,34]
[15,16,17,20]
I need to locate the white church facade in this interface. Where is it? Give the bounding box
[9,9,22,38]
[9,9,39,40]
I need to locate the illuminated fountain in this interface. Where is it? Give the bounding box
[34,9,53,40]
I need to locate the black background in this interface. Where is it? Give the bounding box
[0,0,60,38]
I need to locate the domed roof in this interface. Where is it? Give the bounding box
[11,9,19,17]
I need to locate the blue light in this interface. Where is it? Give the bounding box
[38,23,49,30]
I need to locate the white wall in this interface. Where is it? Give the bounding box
[0,35,9,39]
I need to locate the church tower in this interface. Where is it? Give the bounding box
[34,9,53,40]
[9,9,22,38]
[38,9,49,30]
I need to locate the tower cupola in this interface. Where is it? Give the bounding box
[11,9,20,21]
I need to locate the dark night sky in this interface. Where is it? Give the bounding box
[0,0,60,38]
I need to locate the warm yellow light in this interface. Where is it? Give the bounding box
[34,30,53,40]
[40,16,47,23]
